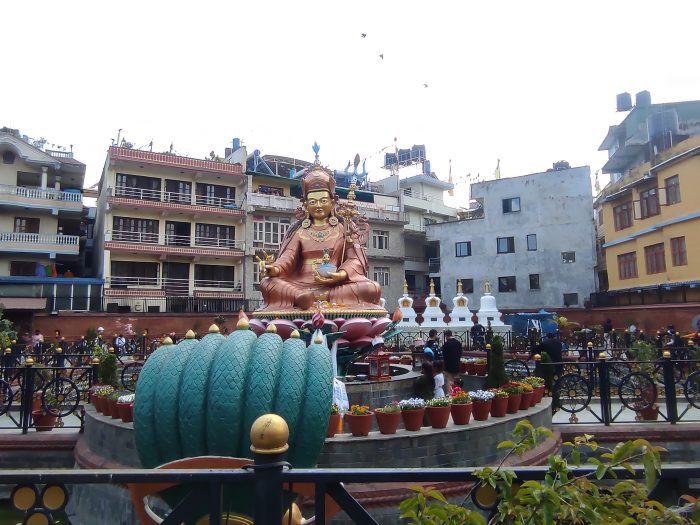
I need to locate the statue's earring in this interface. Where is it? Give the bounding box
[329,209,338,226]
[302,208,311,228]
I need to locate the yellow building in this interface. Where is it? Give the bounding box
[600,133,700,303]
[94,146,246,313]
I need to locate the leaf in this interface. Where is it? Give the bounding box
[426,489,447,503]
[497,440,515,449]
[571,449,581,467]
[595,463,607,480]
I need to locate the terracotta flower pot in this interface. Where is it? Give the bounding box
[345,413,373,437]
[638,406,659,420]
[459,362,468,374]
[450,402,472,425]
[519,391,534,410]
[32,409,59,431]
[118,402,134,423]
[530,387,540,407]
[375,410,402,434]
[472,400,492,421]
[506,393,522,414]
[537,385,546,403]
[401,408,425,431]
[92,395,105,414]
[426,405,451,429]
[108,398,120,419]
[326,413,341,437]
[490,396,508,417]
[465,362,476,375]
[474,363,487,376]
[32,394,43,413]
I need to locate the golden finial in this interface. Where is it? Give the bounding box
[91,357,100,365]
[403,279,408,295]
[249,414,289,455]
[429,279,435,295]
[266,323,277,334]
[485,344,491,351]
[56,347,63,354]
[347,182,357,202]
[290,329,300,339]
[598,352,606,360]
[314,334,323,344]
[11,339,16,344]
[533,354,541,361]
[4,348,10,355]
[587,342,593,348]
[185,329,196,339]
[237,310,250,330]
[109,347,115,354]
[457,279,463,294]
[208,324,220,334]
[25,357,35,366]
[663,350,671,358]
[162,336,173,345]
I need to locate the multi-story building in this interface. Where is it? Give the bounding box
[426,164,596,311]
[594,93,700,305]
[94,146,247,313]
[0,128,99,326]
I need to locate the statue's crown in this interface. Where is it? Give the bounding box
[301,166,335,198]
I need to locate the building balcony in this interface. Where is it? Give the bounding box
[104,276,243,299]
[107,187,244,218]
[428,257,440,273]
[109,146,244,179]
[0,184,82,213]
[0,232,80,255]
[402,189,455,217]
[246,192,298,212]
[354,202,402,222]
[104,230,245,259]
[404,223,426,234]
[404,256,428,273]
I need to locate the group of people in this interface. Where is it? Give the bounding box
[412,329,464,401]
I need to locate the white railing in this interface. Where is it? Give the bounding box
[0,184,82,202]
[247,192,298,211]
[111,186,243,209]
[404,223,426,232]
[355,204,401,221]
[0,232,80,245]
[107,230,244,250]
[194,194,241,209]
[106,276,241,290]
[402,189,444,204]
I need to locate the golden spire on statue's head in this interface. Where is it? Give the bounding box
[429,279,435,296]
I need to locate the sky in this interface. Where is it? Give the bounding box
[3,1,700,202]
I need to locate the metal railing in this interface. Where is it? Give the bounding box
[247,191,298,211]
[112,186,243,209]
[404,223,426,232]
[0,184,82,202]
[103,296,261,314]
[428,257,440,272]
[106,230,244,250]
[0,232,80,245]
[107,276,241,290]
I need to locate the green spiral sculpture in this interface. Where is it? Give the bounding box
[133,323,333,521]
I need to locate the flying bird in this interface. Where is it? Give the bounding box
[361,33,366,38]
[379,53,384,59]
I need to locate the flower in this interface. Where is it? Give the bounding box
[376,401,401,413]
[348,404,370,415]
[490,388,509,399]
[330,403,340,415]
[518,381,534,392]
[523,376,545,388]
[475,358,487,365]
[93,385,114,397]
[501,382,525,395]
[469,390,495,402]
[426,397,451,407]
[399,398,426,410]
[118,393,135,404]
[451,387,472,404]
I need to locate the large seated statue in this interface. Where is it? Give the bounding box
[255,164,386,318]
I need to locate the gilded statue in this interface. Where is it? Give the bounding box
[255,165,385,316]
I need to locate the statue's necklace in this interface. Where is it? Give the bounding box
[308,225,333,243]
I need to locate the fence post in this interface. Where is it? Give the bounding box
[485,344,491,379]
[21,357,36,435]
[91,357,100,386]
[3,348,11,382]
[56,347,65,369]
[597,352,612,426]
[251,414,288,525]
[661,350,678,424]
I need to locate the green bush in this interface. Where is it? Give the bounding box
[99,352,119,388]
[486,335,507,388]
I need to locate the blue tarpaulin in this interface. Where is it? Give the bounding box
[504,310,558,336]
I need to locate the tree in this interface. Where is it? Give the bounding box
[0,308,18,350]
[486,335,507,388]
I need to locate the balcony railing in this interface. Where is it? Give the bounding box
[247,192,298,211]
[354,203,401,221]
[106,276,241,291]
[428,257,440,273]
[0,232,80,246]
[111,187,243,210]
[0,184,82,202]
[106,230,244,250]
[404,223,426,232]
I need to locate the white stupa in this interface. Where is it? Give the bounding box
[397,280,419,327]
[448,279,473,328]
[476,280,505,326]
[421,279,447,328]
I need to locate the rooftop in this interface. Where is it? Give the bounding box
[109,146,243,175]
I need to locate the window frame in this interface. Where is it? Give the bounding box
[563,293,579,306]
[529,273,540,290]
[617,252,638,280]
[502,197,521,213]
[665,175,681,205]
[498,276,517,293]
[639,187,660,219]
[613,202,633,231]
[13,217,40,234]
[457,278,474,294]
[455,241,472,257]
[671,236,687,267]
[562,251,576,264]
[373,266,390,286]
[644,243,666,275]
[526,234,537,251]
[496,236,515,254]
[372,230,390,250]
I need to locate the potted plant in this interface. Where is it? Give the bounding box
[474,358,488,376]
[517,381,534,410]
[399,355,413,365]
[523,376,545,405]
[486,335,508,388]
[32,389,59,432]
[107,390,123,419]
[375,401,402,434]
[501,382,524,414]
[327,403,341,438]
[450,387,472,425]
[426,397,452,429]
[464,358,477,375]
[459,358,469,374]
[92,385,114,414]
[117,393,135,423]
[399,398,426,431]
[345,404,373,437]
[469,390,494,421]
[489,388,509,417]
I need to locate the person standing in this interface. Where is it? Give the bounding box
[31,330,44,354]
[433,361,446,398]
[603,319,613,348]
[441,329,462,393]
[426,329,442,360]
[540,332,563,377]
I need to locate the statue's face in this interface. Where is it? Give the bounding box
[306,191,333,221]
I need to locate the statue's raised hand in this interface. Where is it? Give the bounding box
[256,251,279,278]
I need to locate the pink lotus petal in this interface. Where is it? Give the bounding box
[333,318,346,328]
[293,319,306,328]
[249,319,267,336]
[341,318,373,341]
[369,317,392,336]
[349,336,373,348]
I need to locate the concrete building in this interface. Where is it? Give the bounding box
[426,164,596,311]
[0,127,99,326]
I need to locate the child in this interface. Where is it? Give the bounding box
[433,360,446,398]
[413,361,435,401]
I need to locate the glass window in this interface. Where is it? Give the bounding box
[498,276,516,292]
[644,243,666,274]
[14,217,40,233]
[563,293,579,306]
[497,237,515,254]
[617,252,638,280]
[373,266,390,286]
[372,230,389,250]
[10,261,36,276]
[562,251,576,263]
[115,173,161,200]
[252,216,290,249]
[455,241,471,257]
[195,223,235,248]
[110,261,159,286]
[639,188,659,219]
[529,274,540,290]
[613,202,633,231]
[457,279,474,293]
[671,237,687,266]
[526,234,537,251]
[665,175,681,205]
[502,197,521,213]
[194,264,234,287]
[112,216,159,243]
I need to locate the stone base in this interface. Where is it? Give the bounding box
[253,305,387,320]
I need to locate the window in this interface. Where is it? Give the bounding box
[613,202,633,231]
[563,293,579,306]
[196,183,236,206]
[502,197,521,213]
[526,234,537,251]
[165,179,192,204]
[671,237,687,266]
[455,241,471,257]
[529,274,540,290]
[10,261,36,276]
[639,188,659,219]
[13,217,40,233]
[194,264,234,287]
[252,216,290,248]
[255,185,283,197]
[372,230,389,250]
[110,261,159,286]
[115,173,161,200]
[457,279,474,293]
[617,252,638,280]
[195,223,235,247]
[253,259,261,284]
[112,216,159,243]
[665,175,681,205]
[644,243,666,274]
[373,266,390,286]
[497,236,515,254]
[2,151,15,164]
[562,251,576,263]
[498,276,516,292]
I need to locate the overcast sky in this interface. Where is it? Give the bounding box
[3,1,699,201]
